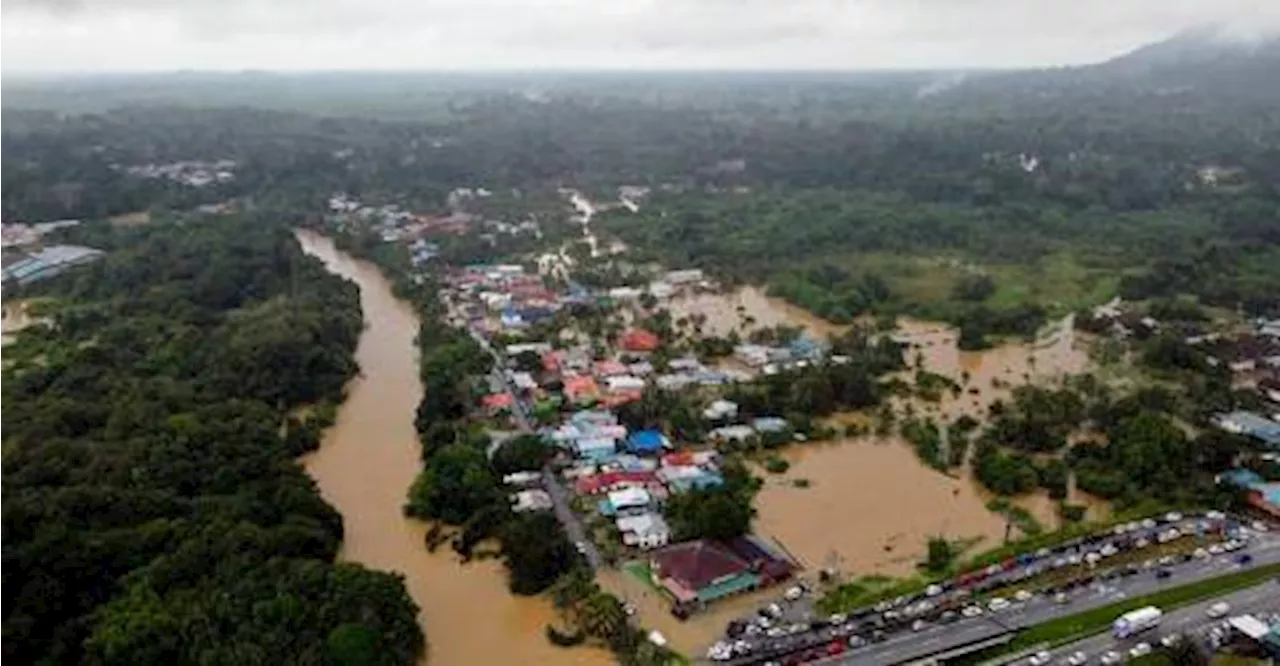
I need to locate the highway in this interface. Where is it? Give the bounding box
[1020,581,1280,665]
[721,532,1280,666]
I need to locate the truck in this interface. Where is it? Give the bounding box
[1113,606,1163,639]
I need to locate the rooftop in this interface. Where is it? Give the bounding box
[651,540,751,591]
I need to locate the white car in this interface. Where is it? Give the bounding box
[1251,521,1270,532]
[1100,650,1125,665]
[912,619,929,632]
[1054,592,1069,604]
[925,584,944,597]
[1066,651,1088,666]
[1160,634,1182,648]
[784,586,803,601]
[1207,602,1231,618]
[1028,651,1053,666]
[1193,548,1210,559]
[1101,544,1119,557]
[1015,590,1033,602]
[1206,510,1226,520]
[1134,538,1150,549]
[962,605,984,618]
[989,598,1011,612]
[1128,643,1152,659]
[829,614,847,625]
[1208,544,1225,555]
[1164,512,1183,523]
[1142,518,1157,529]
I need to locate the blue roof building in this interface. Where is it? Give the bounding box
[1214,411,1280,447]
[627,429,669,454]
[2,245,103,285]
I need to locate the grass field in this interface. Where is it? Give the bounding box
[834,250,1123,318]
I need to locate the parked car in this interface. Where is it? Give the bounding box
[1207,602,1230,618]
[1015,590,1033,602]
[962,605,984,618]
[1028,650,1053,666]
[1156,569,1172,579]
[785,586,804,601]
[1066,650,1088,666]
[1129,643,1152,659]
[1251,520,1270,532]
[1160,634,1182,648]
[989,598,1011,612]
[1100,650,1125,665]
[1238,553,1254,565]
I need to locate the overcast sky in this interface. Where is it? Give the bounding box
[3,0,1279,74]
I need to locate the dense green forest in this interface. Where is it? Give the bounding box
[2,219,423,665]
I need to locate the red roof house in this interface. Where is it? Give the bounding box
[575,470,657,495]
[563,375,601,404]
[620,329,661,353]
[594,360,629,377]
[650,540,759,605]
[481,392,514,411]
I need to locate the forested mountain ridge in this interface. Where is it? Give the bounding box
[1,219,424,665]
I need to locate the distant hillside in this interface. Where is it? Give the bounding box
[1082,27,1280,98]
[938,27,1280,110]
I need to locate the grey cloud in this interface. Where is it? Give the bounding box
[3,0,1280,72]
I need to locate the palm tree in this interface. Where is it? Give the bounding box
[579,592,628,643]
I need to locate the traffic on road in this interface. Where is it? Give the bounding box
[704,512,1277,665]
[1024,581,1280,666]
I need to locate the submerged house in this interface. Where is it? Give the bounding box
[649,540,761,608]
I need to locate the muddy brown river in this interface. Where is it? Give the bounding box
[296,231,610,666]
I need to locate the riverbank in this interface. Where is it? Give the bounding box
[296,231,612,666]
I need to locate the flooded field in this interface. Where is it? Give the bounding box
[754,437,1006,576]
[296,230,610,666]
[737,305,1108,576]
[668,286,848,339]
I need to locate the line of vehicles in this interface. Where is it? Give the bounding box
[708,512,1267,665]
[1025,599,1273,666]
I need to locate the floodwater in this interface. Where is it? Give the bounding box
[598,569,779,658]
[754,437,1007,576]
[668,286,847,339]
[750,312,1108,578]
[296,230,610,666]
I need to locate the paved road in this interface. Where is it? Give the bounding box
[468,326,604,571]
[726,514,1242,656]
[730,536,1280,666]
[1027,581,1280,665]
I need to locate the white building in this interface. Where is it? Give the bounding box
[511,489,554,513]
[665,269,705,285]
[703,399,739,421]
[609,287,644,301]
[616,512,671,550]
[607,487,652,513]
[606,375,646,393]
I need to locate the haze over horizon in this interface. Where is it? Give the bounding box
[3,0,1280,75]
